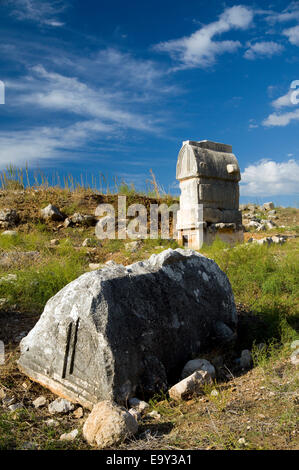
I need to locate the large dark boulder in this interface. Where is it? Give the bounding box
[18,249,237,409]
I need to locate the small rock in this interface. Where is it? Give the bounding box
[83,400,138,448]
[210,389,219,397]
[268,210,276,216]
[147,410,161,419]
[291,340,299,350]
[128,408,140,421]
[1,230,17,237]
[88,263,102,270]
[0,209,19,226]
[125,241,142,253]
[48,398,74,414]
[266,221,276,230]
[50,239,59,246]
[0,389,6,400]
[41,204,64,222]
[9,402,23,412]
[60,429,79,441]
[168,370,212,401]
[0,274,17,284]
[290,349,299,366]
[2,396,15,407]
[263,202,274,211]
[238,437,247,447]
[21,442,37,450]
[33,396,47,408]
[181,358,216,380]
[82,238,100,247]
[128,398,150,415]
[73,407,84,419]
[240,350,253,369]
[45,418,59,427]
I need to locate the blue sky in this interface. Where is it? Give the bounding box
[0,0,298,206]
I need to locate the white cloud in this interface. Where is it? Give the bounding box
[283,25,299,45]
[241,159,299,195]
[265,2,299,24]
[271,90,295,108]
[263,109,299,126]
[154,5,253,69]
[14,65,159,132]
[0,120,114,169]
[244,41,284,60]
[8,0,65,27]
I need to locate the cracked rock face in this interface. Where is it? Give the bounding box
[18,248,237,409]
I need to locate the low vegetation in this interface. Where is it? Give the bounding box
[0,183,298,450]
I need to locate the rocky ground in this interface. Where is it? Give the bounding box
[0,189,298,450]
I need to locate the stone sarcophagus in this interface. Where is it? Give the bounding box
[176,140,243,248]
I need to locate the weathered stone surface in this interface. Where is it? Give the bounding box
[83,401,138,448]
[0,209,19,226]
[1,230,17,237]
[33,396,47,408]
[60,429,78,441]
[290,349,299,366]
[48,398,74,414]
[128,398,149,415]
[65,213,96,227]
[176,140,243,248]
[41,204,64,221]
[168,370,212,401]
[125,241,142,253]
[263,202,275,211]
[181,358,216,380]
[18,248,237,409]
[240,350,253,369]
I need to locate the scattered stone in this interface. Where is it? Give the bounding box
[168,370,212,401]
[268,210,276,216]
[50,239,59,246]
[21,442,37,450]
[60,429,79,441]
[128,408,140,421]
[2,396,15,407]
[147,410,161,419]
[18,249,237,408]
[290,349,299,366]
[266,221,276,230]
[1,230,17,237]
[0,298,7,308]
[214,321,236,343]
[256,224,266,232]
[291,340,299,350]
[8,402,23,412]
[41,204,64,222]
[73,407,84,419]
[238,437,247,447]
[33,396,47,408]
[45,418,59,427]
[82,238,100,248]
[263,202,274,211]
[48,398,74,414]
[210,389,219,397]
[82,401,138,448]
[0,274,17,284]
[88,263,102,270]
[240,350,253,369]
[65,213,96,228]
[0,209,19,227]
[128,398,149,415]
[181,358,216,380]
[125,241,142,253]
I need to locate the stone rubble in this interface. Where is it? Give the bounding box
[83,401,138,448]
